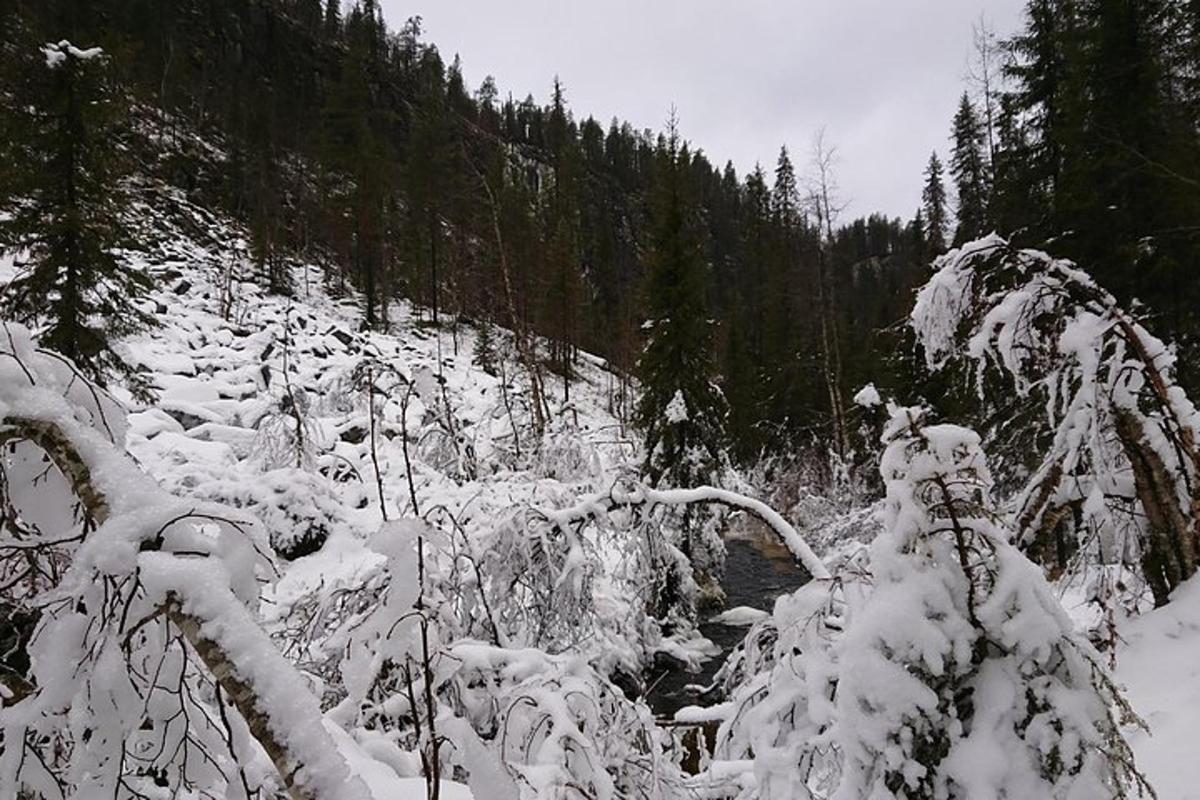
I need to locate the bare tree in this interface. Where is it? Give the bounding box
[967,14,1003,173]
[807,129,852,468]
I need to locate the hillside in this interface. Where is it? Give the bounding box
[0,176,728,797]
[3,178,1198,798]
[8,1,1200,794]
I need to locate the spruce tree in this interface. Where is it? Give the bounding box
[949,93,990,245]
[636,118,728,490]
[0,40,152,394]
[921,151,949,254]
[297,0,324,34]
[1004,0,1085,237]
[637,118,729,615]
[771,145,801,224]
[543,77,585,400]
[323,0,341,41]
[763,150,803,429]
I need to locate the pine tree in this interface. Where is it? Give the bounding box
[1004,0,1085,236]
[401,41,460,330]
[997,0,1200,381]
[0,40,152,394]
[326,0,395,329]
[921,151,949,254]
[949,93,989,245]
[763,149,804,429]
[543,77,585,401]
[771,145,801,224]
[296,0,323,34]
[636,118,730,615]
[472,319,498,376]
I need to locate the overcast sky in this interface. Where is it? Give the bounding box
[378,1,1027,220]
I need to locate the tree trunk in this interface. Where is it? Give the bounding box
[1115,409,1200,605]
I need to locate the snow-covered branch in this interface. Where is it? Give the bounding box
[540,481,831,580]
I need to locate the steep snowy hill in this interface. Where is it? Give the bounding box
[1,180,698,798]
[98,181,684,667]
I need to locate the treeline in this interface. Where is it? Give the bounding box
[922,0,1200,386]
[1,0,932,469]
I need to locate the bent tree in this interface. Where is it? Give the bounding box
[0,323,368,800]
[911,235,1200,605]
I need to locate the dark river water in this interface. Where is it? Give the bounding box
[646,529,811,717]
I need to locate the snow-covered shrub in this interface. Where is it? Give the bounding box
[0,323,370,800]
[475,488,666,677]
[706,576,847,799]
[411,363,479,482]
[437,643,689,800]
[704,405,1149,799]
[531,412,604,483]
[836,406,1147,799]
[911,235,1200,607]
[254,379,321,470]
[332,518,688,800]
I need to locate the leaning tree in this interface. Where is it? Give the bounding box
[0,322,370,800]
[911,235,1200,606]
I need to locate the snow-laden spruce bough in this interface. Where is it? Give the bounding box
[911,235,1200,609]
[2,234,1181,799]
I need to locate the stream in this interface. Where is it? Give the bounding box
[646,526,811,717]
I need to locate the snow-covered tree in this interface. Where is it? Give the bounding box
[636,123,728,492]
[836,406,1146,799]
[704,405,1148,799]
[911,236,1200,606]
[0,41,153,396]
[635,119,730,614]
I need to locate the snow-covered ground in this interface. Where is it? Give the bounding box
[113,183,641,607]
[8,183,1200,798]
[1118,576,1200,798]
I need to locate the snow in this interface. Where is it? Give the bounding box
[327,721,474,800]
[1,176,657,796]
[711,606,769,626]
[42,40,104,68]
[6,176,1197,799]
[1117,576,1200,799]
[852,383,882,408]
[665,388,688,422]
